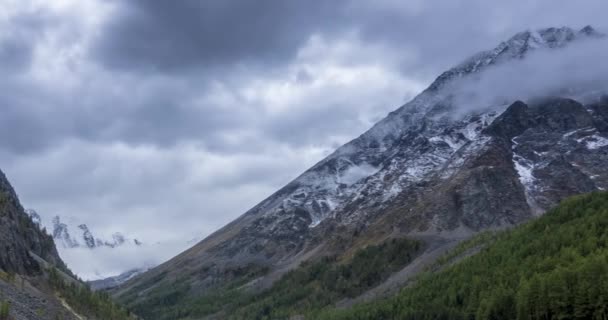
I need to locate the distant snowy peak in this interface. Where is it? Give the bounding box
[45,214,142,249]
[428,26,602,92]
[88,267,149,291]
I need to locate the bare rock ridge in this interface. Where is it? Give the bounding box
[115,25,608,309]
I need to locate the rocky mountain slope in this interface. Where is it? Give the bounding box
[115,26,608,317]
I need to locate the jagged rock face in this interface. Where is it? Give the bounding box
[498,98,608,213]
[116,26,608,303]
[348,96,608,239]
[78,224,96,248]
[0,171,65,275]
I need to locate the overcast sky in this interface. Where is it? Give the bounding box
[1,0,607,247]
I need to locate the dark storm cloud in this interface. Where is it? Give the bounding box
[94,0,348,72]
[93,1,608,82]
[93,0,501,75]
[8,0,607,155]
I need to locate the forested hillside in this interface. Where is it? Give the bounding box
[119,238,422,319]
[318,192,608,320]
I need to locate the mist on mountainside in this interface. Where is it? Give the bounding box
[448,35,608,117]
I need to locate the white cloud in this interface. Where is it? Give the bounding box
[57,241,189,280]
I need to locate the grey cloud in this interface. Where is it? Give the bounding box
[92,1,608,78]
[6,0,607,156]
[93,0,348,72]
[0,36,33,73]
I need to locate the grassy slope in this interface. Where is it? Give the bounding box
[317,192,608,320]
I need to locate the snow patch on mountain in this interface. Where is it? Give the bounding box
[513,155,536,191]
[340,163,379,185]
[581,134,608,149]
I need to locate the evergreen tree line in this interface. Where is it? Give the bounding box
[227,237,423,319]
[48,267,135,320]
[120,264,269,320]
[317,192,608,320]
[122,237,422,320]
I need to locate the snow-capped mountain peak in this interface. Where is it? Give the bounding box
[428,26,602,92]
[47,215,141,249]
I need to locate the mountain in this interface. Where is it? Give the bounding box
[114,26,608,318]
[88,268,148,291]
[0,170,134,320]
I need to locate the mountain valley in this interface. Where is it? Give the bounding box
[2,20,608,320]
